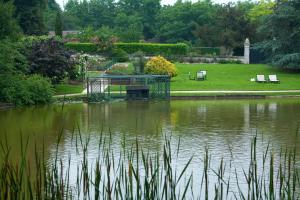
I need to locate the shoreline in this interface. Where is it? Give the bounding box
[53,92,300,102]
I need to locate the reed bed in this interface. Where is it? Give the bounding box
[0,130,299,200]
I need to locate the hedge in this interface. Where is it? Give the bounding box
[191,47,221,56]
[65,42,189,55]
[65,42,98,53]
[114,43,188,55]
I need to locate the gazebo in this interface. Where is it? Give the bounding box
[87,74,170,101]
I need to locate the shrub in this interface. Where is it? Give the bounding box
[65,42,98,53]
[115,43,188,55]
[145,56,177,77]
[0,74,53,106]
[25,75,53,104]
[111,48,129,62]
[26,38,75,84]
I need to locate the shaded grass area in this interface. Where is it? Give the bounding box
[171,64,300,91]
[54,84,84,95]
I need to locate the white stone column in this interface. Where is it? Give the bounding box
[244,38,250,64]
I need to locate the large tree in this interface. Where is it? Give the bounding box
[0,0,21,40]
[10,0,47,35]
[257,0,300,69]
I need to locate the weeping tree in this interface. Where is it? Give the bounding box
[257,0,300,69]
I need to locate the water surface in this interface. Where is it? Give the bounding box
[1,99,300,198]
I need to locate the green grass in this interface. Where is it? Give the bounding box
[86,71,103,77]
[54,84,84,95]
[171,64,300,91]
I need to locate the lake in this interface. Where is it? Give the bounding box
[1,99,300,199]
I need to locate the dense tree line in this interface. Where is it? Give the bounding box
[0,0,299,106]
[58,0,260,49]
[0,0,76,106]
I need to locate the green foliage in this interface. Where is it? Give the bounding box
[12,0,46,35]
[145,56,177,77]
[0,39,27,74]
[55,11,63,37]
[115,43,188,55]
[44,0,61,31]
[65,27,116,52]
[0,0,21,40]
[0,74,53,106]
[111,48,129,62]
[257,0,300,69]
[248,0,275,22]
[65,42,98,53]
[0,28,54,106]
[24,74,54,104]
[191,47,221,56]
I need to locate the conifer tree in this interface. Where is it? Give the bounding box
[55,11,63,37]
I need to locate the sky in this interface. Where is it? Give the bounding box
[56,0,239,9]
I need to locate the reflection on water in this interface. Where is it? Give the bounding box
[0,99,300,197]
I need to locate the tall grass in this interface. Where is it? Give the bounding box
[0,132,299,199]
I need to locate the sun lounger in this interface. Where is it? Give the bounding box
[256,75,266,83]
[197,71,205,80]
[268,75,280,83]
[196,70,207,80]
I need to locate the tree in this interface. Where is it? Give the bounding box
[216,3,256,55]
[257,0,300,69]
[55,11,63,37]
[44,0,61,31]
[10,0,47,35]
[0,0,21,40]
[26,37,75,83]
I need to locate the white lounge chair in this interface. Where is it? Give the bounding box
[269,75,280,83]
[256,75,266,83]
[196,70,207,80]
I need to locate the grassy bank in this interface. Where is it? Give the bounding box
[172,64,300,91]
[54,84,84,95]
[0,132,299,199]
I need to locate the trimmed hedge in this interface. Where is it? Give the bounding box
[115,43,188,55]
[65,42,189,55]
[192,47,221,56]
[65,42,98,53]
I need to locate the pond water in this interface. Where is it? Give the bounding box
[0,99,300,198]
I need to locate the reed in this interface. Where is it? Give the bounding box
[0,131,299,200]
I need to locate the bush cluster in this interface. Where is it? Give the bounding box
[110,48,129,62]
[26,37,75,84]
[145,56,177,77]
[0,74,53,106]
[115,43,188,55]
[65,42,98,53]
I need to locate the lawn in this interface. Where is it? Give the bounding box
[171,64,300,91]
[54,84,84,95]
